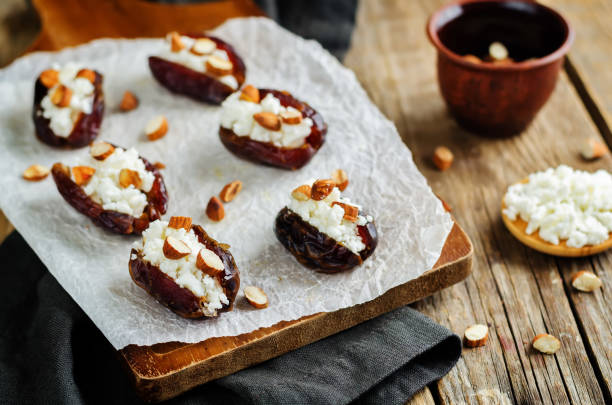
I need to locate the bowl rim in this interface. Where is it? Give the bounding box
[426,0,575,71]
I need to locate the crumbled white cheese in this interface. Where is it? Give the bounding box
[79,147,155,217]
[40,62,95,137]
[221,92,314,148]
[137,220,229,315]
[288,186,372,254]
[158,34,238,89]
[503,165,612,248]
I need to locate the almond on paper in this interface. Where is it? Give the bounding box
[169,31,185,52]
[90,141,115,161]
[332,201,359,223]
[190,38,216,55]
[51,85,72,108]
[145,115,168,141]
[76,68,96,83]
[119,91,139,112]
[168,216,192,231]
[219,180,243,203]
[22,164,50,181]
[253,112,281,131]
[532,333,561,354]
[311,179,335,201]
[163,236,191,259]
[464,324,488,347]
[205,55,233,76]
[571,270,602,292]
[433,146,454,171]
[280,108,303,125]
[206,196,225,221]
[580,138,608,160]
[331,169,349,191]
[239,85,260,103]
[119,168,142,189]
[244,286,268,309]
[196,248,225,278]
[291,185,311,201]
[39,69,59,88]
[72,166,96,186]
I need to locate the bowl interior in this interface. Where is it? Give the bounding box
[434,1,569,62]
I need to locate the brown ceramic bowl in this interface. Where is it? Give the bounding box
[427,0,574,137]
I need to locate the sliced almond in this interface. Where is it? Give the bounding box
[239,85,260,103]
[205,55,233,76]
[119,168,142,189]
[196,248,225,278]
[169,31,185,52]
[145,115,168,141]
[76,68,96,83]
[51,85,72,108]
[154,162,166,170]
[244,286,268,309]
[489,41,509,61]
[580,137,608,160]
[219,180,242,203]
[464,324,489,348]
[168,216,192,231]
[119,91,139,112]
[291,185,311,201]
[331,169,349,191]
[22,164,50,181]
[332,201,359,223]
[571,270,602,292]
[163,236,191,260]
[280,108,303,125]
[190,37,216,55]
[433,146,454,171]
[39,69,59,88]
[462,54,482,64]
[532,333,561,354]
[72,166,96,186]
[253,112,281,131]
[311,179,335,201]
[206,196,225,222]
[90,141,115,161]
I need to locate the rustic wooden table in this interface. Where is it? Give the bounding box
[1,0,611,404]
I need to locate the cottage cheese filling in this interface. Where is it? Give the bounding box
[137,220,229,315]
[39,62,95,137]
[77,147,155,217]
[503,165,612,248]
[221,92,314,148]
[288,186,372,254]
[158,34,238,89]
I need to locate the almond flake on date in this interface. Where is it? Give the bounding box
[291,185,311,201]
[205,55,233,76]
[311,179,335,200]
[90,141,115,161]
[51,85,72,108]
[332,201,359,222]
[169,31,185,52]
[196,248,225,277]
[119,168,142,189]
[168,216,192,231]
[253,112,281,131]
[190,38,216,55]
[154,162,166,170]
[145,115,168,141]
[244,286,268,309]
[280,108,303,125]
[119,91,139,112]
[331,169,349,191]
[76,68,96,83]
[239,85,260,103]
[72,166,96,186]
[39,69,59,88]
[163,236,191,260]
[22,164,50,181]
[219,180,242,202]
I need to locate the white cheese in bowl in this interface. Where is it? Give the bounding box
[137,220,229,316]
[503,165,612,248]
[288,186,373,254]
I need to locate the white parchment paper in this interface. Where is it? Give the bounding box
[0,18,453,349]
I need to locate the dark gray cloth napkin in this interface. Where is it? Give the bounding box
[0,231,461,404]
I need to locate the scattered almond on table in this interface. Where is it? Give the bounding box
[464,324,488,347]
[244,286,268,309]
[206,196,225,221]
[571,270,602,292]
[532,333,561,354]
[119,91,139,112]
[433,146,454,171]
[145,115,168,141]
[22,164,50,181]
[219,180,243,203]
[580,137,608,160]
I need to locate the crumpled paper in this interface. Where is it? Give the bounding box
[0,18,453,349]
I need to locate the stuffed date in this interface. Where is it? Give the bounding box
[274,174,377,273]
[51,142,168,235]
[149,32,246,104]
[129,217,240,318]
[33,62,105,148]
[219,86,327,170]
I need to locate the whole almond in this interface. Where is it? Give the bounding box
[72,166,96,186]
[311,179,335,200]
[239,85,260,103]
[206,196,225,221]
[168,216,192,231]
[39,69,59,88]
[291,185,311,201]
[253,112,281,131]
[219,180,243,203]
[119,91,139,112]
[23,164,50,181]
[119,168,142,189]
[331,169,349,191]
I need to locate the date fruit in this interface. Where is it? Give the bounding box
[148,34,246,104]
[51,147,168,235]
[274,207,377,273]
[32,70,105,148]
[219,89,327,170]
[129,224,240,318]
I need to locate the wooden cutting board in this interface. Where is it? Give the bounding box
[24,0,473,402]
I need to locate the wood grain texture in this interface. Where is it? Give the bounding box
[120,223,472,402]
[345,0,611,404]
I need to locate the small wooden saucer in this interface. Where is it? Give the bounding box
[501,200,612,257]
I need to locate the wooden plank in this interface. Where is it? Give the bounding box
[120,223,472,403]
[344,0,610,403]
